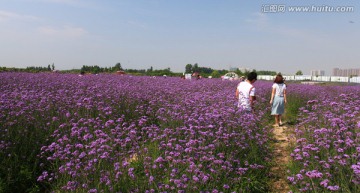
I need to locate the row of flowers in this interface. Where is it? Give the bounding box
[1,73,273,192]
[287,85,360,192]
[3,72,359,192]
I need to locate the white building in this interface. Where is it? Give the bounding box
[332,68,360,76]
[310,70,325,76]
[238,67,253,73]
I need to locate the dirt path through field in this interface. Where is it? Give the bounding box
[269,124,292,193]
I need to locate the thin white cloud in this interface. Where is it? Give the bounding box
[36,0,79,5]
[245,12,270,29]
[0,10,39,22]
[126,20,148,29]
[38,25,88,37]
[245,12,316,41]
[30,0,94,8]
[41,0,77,2]
[273,26,311,39]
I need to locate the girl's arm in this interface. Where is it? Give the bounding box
[269,87,276,104]
[283,89,287,104]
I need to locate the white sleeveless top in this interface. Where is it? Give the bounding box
[272,83,286,97]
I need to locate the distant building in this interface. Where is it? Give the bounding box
[311,70,325,76]
[238,67,253,73]
[332,68,360,76]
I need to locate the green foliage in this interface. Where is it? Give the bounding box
[0,123,51,193]
[81,65,103,74]
[235,68,244,76]
[184,63,232,78]
[295,70,303,75]
[185,64,192,73]
[198,67,213,74]
[147,66,153,72]
[80,63,125,74]
[211,70,221,78]
[114,63,123,71]
[192,63,199,73]
[26,66,53,73]
[256,70,277,76]
[284,94,308,125]
[1,64,276,78]
[0,65,54,73]
[78,64,181,77]
[0,67,6,72]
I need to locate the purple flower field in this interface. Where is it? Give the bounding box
[287,85,360,192]
[1,72,273,192]
[1,72,360,192]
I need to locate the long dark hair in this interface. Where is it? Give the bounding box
[274,74,284,84]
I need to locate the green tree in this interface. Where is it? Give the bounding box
[192,63,199,73]
[211,70,221,78]
[147,66,153,72]
[114,63,123,71]
[51,63,55,71]
[185,64,192,73]
[95,65,102,74]
[235,68,243,76]
[256,70,277,75]
[80,65,87,73]
[198,67,213,74]
[295,70,303,75]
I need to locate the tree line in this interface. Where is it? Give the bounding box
[0,64,56,73]
[0,62,278,78]
[185,63,278,78]
[78,63,182,77]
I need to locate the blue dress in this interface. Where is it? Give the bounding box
[271,83,286,115]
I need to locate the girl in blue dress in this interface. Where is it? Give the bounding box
[270,74,287,126]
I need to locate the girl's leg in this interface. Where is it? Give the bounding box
[279,114,282,125]
[274,115,279,126]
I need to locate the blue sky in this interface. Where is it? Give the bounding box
[0,0,359,75]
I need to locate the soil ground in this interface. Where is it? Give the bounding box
[269,124,295,193]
